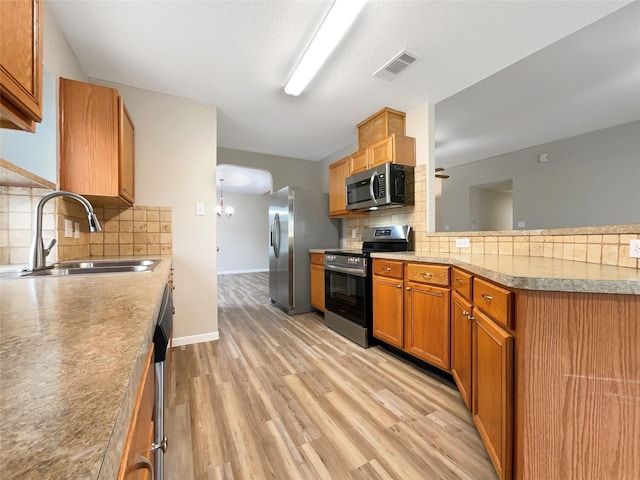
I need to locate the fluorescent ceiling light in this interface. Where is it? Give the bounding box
[284,0,366,96]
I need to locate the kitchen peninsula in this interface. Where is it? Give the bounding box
[0,257,173,479]
[368,250,640,479]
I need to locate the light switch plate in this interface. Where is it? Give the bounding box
[64,218,73,238]
[630,239,640,258]
[455,238,470,248]
[195,203,205,216]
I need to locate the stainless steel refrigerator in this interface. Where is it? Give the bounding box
[269,186,338,314]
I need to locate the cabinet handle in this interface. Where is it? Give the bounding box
[406,287,411,290]
[462,310,470,316]
[420,272,433,277]
[481,294,493,301]
[455,278,464,283]
[385,267,391,271]
[397,285,402,289]
[152,435,168,453]
[467,315,475,321]
[122,186,128,191]
[136,456,154,478]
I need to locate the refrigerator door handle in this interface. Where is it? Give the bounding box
[273,213,280,259]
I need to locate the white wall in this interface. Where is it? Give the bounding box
[216,192,269,274]
[439,121,640,231]
[98,82,219,342]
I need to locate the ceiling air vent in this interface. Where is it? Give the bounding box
[373,50,419,81]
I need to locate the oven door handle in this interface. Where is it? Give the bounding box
[325,264,367,277]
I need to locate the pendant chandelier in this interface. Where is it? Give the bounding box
[216,178,234,218]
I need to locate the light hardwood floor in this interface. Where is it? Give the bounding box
[165,272,497,480]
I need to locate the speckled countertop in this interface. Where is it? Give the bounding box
[371,251,640,295]
[0,256,172,480]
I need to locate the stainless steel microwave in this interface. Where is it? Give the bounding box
[346,163,414,211]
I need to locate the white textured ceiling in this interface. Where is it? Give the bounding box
[47,0,636,169]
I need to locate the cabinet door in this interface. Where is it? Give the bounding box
[118,347,155,480]
[473,309,513,480]
[404,282,450,370]
[119,100,135,204]
[349,149,368,174]
[310,263,325,311]
[451,292,473,410]
[372,274,404,348]
[368,136,394,167]
[0,0,43,132]
[328,157,350,217]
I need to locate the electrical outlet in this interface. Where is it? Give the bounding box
[195,202,205,216]
[517,221,526,228]
[351,228,357,239]
[455,238,470,248]
[64,218,73,238]
[630,239,640,258]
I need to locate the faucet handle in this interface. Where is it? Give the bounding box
[44,238,57,257]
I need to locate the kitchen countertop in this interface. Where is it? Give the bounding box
[371,251,640,295]
[309,248,640,295]
[0,256,172,479]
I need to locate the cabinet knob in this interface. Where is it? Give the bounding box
[481,294,493,301]
[397,284,403,289]
[456,278,464,283]
[420,272,433,277]
[385,267,391,271]
[462,310,470,316]
[406,287,411,290]
[122,186,129,191]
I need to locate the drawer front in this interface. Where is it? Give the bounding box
[452,268,472,301]
[310,252,324,265]
[406,263,450,287]
[373,259,403,279]
[473,277,513,329]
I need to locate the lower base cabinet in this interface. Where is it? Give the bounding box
[473,309,513,480]
[310,253,326,311]
[372,271,404,348]
[451,291,473,410]
[118,347,155,480]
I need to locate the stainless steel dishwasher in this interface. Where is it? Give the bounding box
[152,283,173,480]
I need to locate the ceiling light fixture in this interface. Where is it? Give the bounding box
[284,0,367,96]
[216,179,234,219]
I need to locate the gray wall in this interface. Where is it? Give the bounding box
[438,121,640,231]
[218,147,326,193]
[216,191,270,274]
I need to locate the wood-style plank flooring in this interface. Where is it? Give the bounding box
[165,272,497,480]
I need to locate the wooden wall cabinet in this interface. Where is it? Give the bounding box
[0,0,43,132]
[357,107,406,150]
[118,346,155,480]
[59,78,135,206]
[350,134,416,175]
[328,157,350,217]
[310,253,326,312]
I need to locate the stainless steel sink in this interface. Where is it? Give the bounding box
[5,259,161,278]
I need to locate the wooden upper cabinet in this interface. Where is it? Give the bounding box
[368,134,416,169]
[349,149,368,175]
[60,78,135,206]
[328,156,350,217]
[0,0,43,132]
[357,107,405,150]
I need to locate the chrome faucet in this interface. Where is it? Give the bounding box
[27,191,102,271]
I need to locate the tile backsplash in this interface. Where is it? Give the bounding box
[345,164,639,269]
[0,186,172,265]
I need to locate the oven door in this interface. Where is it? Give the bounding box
[324,265,367,327]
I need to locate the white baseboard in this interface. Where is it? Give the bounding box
[218,268,268,275]
[172,331,220,347]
